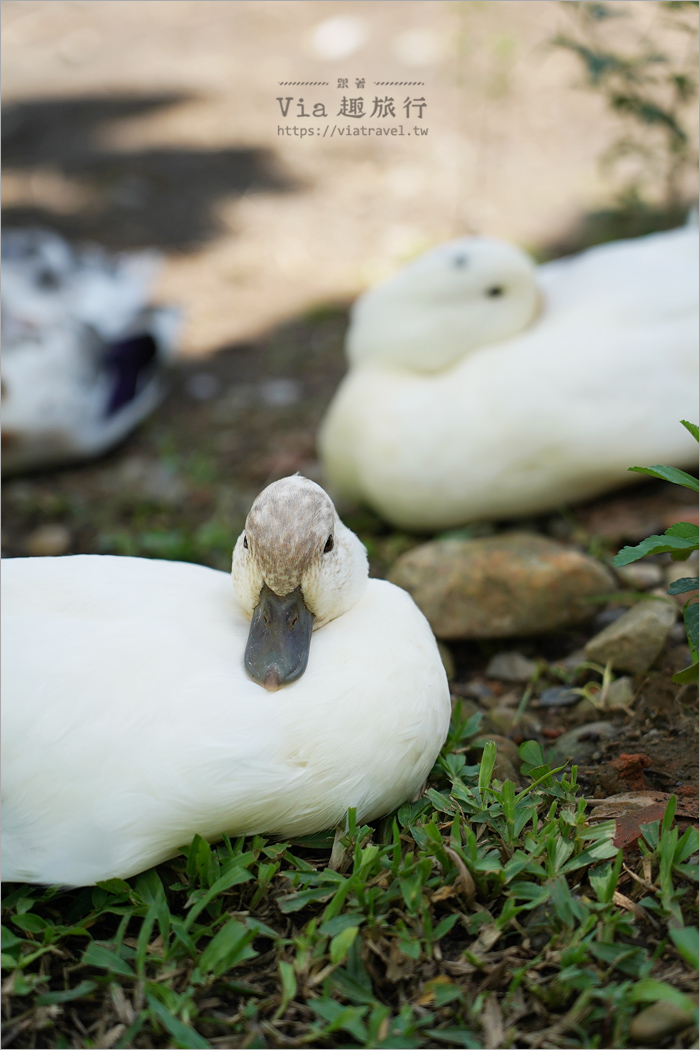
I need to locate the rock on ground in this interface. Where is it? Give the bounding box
[388,532,616,639]
[584,600,678,673]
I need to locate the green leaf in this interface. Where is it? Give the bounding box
[199,919,257,976]
[146,994,212,1049]
[666,521,700,541]
[81,941,135,978]
[478,740,496,794]
[278,959,297,1004]
[1,927,25,952]
[673,658,699,685]
[628,977,696,1011]
[684,599,699,650]
[330,926,359,966]
[667,576,699,595]
[424,1027,481,1047]
[627,464,699,491]
[613,533,698,566]
[680,420,699,442]
[183,861,253,929]
[669,926,699,969]
[35,980,97,1006]
[95,878,132,896]
[308,997,368,1041]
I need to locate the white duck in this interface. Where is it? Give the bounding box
[318,224,699,531]
[1,228,179,476]
[1,475,450,887]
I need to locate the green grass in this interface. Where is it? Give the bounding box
[2,714,698,1049]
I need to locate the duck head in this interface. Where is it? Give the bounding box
[347,236,540,374]
[232,475,369,690]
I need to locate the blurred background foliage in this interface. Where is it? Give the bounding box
[550,0,698,241]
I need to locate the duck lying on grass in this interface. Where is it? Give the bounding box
[1,228,179,476]
[318,223,699,530]
[1,475,450,887]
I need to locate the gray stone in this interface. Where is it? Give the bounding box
[605,676,635,709]
[584,600,677,673]
[485,651,538,682]
[25,524,71,557]
[664,550,699,590]
[550,648,588,676]
[388,532,616,639]
[537,686,581,708]
[487,705,541,739]
[569,698,601,726]
[553,721,618,763]
[472,734,521,766]
[614,562,664,589]
[629,1001,696,1045]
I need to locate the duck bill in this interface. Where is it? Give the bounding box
[244,583,314,691]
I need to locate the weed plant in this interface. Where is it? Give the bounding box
[613,420,699,683]
[553,0,699,210]
[2,713,698,1048]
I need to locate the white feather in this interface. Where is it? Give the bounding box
[318,225,699,529]
[1,478,450,886]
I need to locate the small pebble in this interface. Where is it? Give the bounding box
[585,600,677,673]
[25,524,71,557]
[537,686,581,708]
[664,550,699,590]
[605,676,635,709]
[186,372,221,401]
[471,734,520,765]
[614,562,664,589]
[551,648,588,675]
[458,680,495,703]
[629,1000,696,1045]
[485,651,538,682]
[669,620,690,644]
[553,721,618,763]
[487,705,541,740]
[592,606,628,631]
[569,697,601,726]
[259,378,302,406]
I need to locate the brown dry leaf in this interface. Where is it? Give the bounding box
[612,889,658,927]
[481,992,505,1048]
[472,922,502,954]
[103,1025,127,1049]
[588,790,699,848]
[444,846,476,906]
[385,939,419,984]
[430,884,456,903]
[588,791,699,820]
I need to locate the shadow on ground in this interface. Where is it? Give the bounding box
[2,93,302,249]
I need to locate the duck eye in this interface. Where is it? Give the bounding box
[453,254,468,269]
[243,535,248,550]
[486,285,504,297]
[324,534,334,554]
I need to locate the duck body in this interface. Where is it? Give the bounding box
[318,225,699,530]
[1,228,179,476]
[2,484,450,886]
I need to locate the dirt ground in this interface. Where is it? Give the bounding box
[3,0,698,351]
[2,0,698,843]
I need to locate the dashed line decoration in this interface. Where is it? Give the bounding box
[278,82,329,86]
[374,81,425,86]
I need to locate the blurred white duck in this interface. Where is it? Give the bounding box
[318,224,699,530]
[1,475,450,887]
[1,228,179,476]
